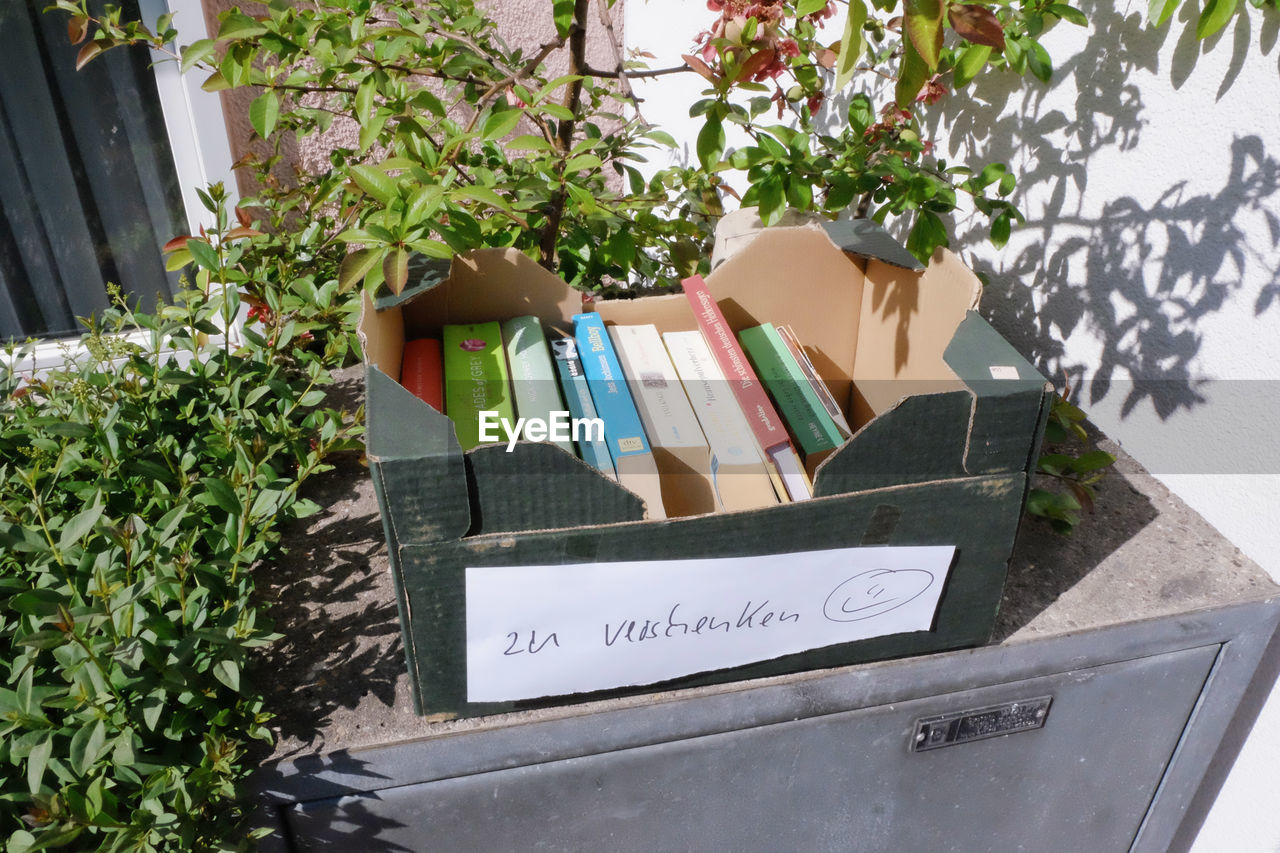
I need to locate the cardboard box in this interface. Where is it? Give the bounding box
[359,222,1053,718]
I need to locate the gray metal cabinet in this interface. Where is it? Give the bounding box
[258,598,1280,853]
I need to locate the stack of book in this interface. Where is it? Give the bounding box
[398,276,853,520]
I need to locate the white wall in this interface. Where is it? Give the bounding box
[626,1,1280,848]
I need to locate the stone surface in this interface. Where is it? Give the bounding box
[255,370,1276,764]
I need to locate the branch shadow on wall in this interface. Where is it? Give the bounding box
[926,1,1280,421]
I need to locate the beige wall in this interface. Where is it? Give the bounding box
[198,0,625,195]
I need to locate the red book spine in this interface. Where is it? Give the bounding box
[681,274,793,456]
[401,338,443,411]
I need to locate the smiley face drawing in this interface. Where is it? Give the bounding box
[822,569,935,622]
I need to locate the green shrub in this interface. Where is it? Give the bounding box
[0,273,360,848]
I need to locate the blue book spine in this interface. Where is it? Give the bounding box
[549,336,617,479]
[571,313,652,460]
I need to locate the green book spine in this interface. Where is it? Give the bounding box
[738,323,844,457]
[443,321,515,450]
[501,315,574,456]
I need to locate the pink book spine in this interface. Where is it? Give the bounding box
[681,274,794,456]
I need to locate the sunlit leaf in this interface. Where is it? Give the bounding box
[348,164,398,205]
[482,109,522,141]
[553,0,574,38]
[895,36,930,106]
[1197,0,1238,37]
[1149,0,1180,25]
[249,90,280,139]
[954,43,993,86]
[180,38,216,72]
[836,0,870,89]
[185,238,220,271]
[339,248,381,291]
[696,114,725,169]
[904,0,945,70]
[1047,4,1089,26]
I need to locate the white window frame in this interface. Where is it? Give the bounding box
[8,0,240,377]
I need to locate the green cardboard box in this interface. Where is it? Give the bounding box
[358,222,1053,718]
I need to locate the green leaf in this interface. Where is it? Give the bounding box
[355,76,376,126]
[1197,0,1238,37]
[482,109,522,141]
[27,737,52,794]
[407,239,454,259]
[954,44,993,87]
[906,210,948,262]
[185,238,220,271]
[1071,450,1117,474]
[358,109,390,153]
[835,0,869,89]
[1047,4,1089,26]
[249,90,279,139]
[180,38,216,73]
[8,831,35,853]
[507,134,555,151]
[553,0,575,38]
[217,11,268,40]
[340,248,381,291]
[565,182,597,214]
[200,478,242,516]
[1025,39,1053,82]
[696,115,726,170]
[18,630,68,650]
[846,93,875,134]
[904,0,945,70]
[990,210,1012,246]
[645,129,678,147]
[201,69,231,92]
[141,690,165,732]
[895,37,930,107]
[758,176,786,225]
[1149,0,1180,25]
[213,659,240,692]
[348,164,397,205]
[451,185,513,212]
[565,154,603,172]
[404,184,444,225]
[122,459,171,480]
[797,0,829,15]
[69,719,107,774]
[164,248,193,271]
[58,496,103,551]
[533,74,582,104]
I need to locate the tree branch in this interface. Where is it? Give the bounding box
[538,0,592,269]
[581,63,691,79]
[594,0,644,116]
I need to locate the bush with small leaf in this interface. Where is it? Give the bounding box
[0,191,361,849]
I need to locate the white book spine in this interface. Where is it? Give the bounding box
[661,331,766,466]
[608,325,708,451]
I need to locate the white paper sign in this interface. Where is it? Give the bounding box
[465,545,955,702]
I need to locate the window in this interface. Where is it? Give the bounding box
[0,0,235,346]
